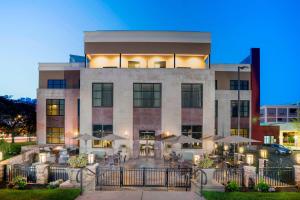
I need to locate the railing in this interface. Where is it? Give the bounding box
[96,167,192,191]
[256,167,294,187]
[213,168,244,187]
[6,164,36,183]
[49,166,69,182]
[192,167,207,195]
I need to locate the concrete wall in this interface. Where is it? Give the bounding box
[80,68,215,155]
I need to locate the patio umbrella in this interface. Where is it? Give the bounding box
[97,134,127,155]
[72,133,99,154]
[167,135,202,157]
[214,135,260,144]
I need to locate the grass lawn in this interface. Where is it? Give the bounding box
[203,191,300,200]
[0,141,36,160]
[0,189,81,200]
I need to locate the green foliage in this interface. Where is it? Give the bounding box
[13,176,27,190]
[68,154,88,168]
[225,181,239,192]
[0,189,80,200]
[0,140,36,160]
[198,154,214,168]
[256,179,270,192]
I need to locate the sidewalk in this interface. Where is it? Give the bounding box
[75,191,205,200]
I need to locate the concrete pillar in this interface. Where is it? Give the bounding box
[294,165,300,187]
[258,159,268,169]
[83,163,99,191]
[36,164,49,184]
[243,165,256,187]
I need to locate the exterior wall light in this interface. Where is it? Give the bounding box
[260,149,268,159]
[39,153,47,163]
[193,155,200,164]
[295,153,300,165]
[238,146,244,154]
[214,144,218,149]
[223,144,229,151]
[88,153,95,165]
[246,154,254,165]
[0,151,3,161]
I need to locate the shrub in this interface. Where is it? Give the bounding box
[198,155,214,168]
[256,179,270,192]
[13,176,27,189]
[68,154,88,168]
[225,181,239,192]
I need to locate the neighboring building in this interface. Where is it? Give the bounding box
[36,31,277,158]
[260,103,300,149]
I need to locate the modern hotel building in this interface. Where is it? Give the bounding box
[36,31,277,158]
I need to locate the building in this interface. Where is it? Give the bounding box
[260,103,300,149]
[36,31,277,158]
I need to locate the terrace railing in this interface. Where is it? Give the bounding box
[213,168,244,187]
[256,167,294,187]
[49,166,69,182]
[6,164,36,183]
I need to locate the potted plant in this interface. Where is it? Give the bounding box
[67,154,88,185]
[197,154,215,186]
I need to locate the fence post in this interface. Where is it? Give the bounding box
[293,165,300,187]
[36,163,49,184]
[165,168,169,188]
[120,167,123,187]
[243,165,256,187]
[143,168,146,186]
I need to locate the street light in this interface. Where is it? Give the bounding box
[237,66,249,140]
[246,154,254,165]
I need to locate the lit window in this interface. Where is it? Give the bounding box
[181,125,202,149]
[230,129,249,138]
[46,127,64,144]
[46,99,65,116]
[92,125,113,148]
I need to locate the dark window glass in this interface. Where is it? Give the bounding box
[181,125,202,149]
[46,127,64,144]
[47,80,66,89]
[277,108,287,116]
[46,99,65,116]
[267,108,276,115]
[230,129,249,138]
[92,124,113,148]
[230,80,249,90]
[182,84,203,108]
[133,83,161,108]
[215,80,218,90]
[289,108,298,116]
[215,100,218,118]
[92,83,113,107]
[231,100,249,117]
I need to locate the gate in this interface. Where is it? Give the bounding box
[96,167,192,190]
[6,164,36,183]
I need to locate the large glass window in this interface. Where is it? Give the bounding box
[133,83,161,108]
[181,125,202,149]
[47,79,66,89]
[230,129,249,138]
[92,124,113,148]
[139,130,155,140]
[231,100,249,117]
[46,127,64,144]
[46,99,65,116]
[182,84,203,108]
[230,80,249,90]
[92,83,113,107]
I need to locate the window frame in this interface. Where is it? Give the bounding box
[133,83,161,108]
[231,100,249,117]
[181,83,203,108]
[46,99,65,116]
[46,127,65,144]
[92,124,113,148]
[92,83,113,107]
[230,80,249,90]
[181,125,202,149]
[230,128,249,138]
[47,79,66,89]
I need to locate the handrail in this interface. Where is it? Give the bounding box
[192,167,207,185]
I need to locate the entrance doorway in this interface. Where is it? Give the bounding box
[139,131,155,158]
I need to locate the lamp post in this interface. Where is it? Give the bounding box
[237,66,249,149]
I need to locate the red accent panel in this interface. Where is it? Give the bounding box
[92,107,113,124]
[181,108,203,125]
[133,108,161,140]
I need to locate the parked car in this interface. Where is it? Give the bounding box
[269,144,292,155]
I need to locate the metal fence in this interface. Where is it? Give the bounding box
[6,164,36,183]
[213,168,244,186]
[96,167,192,191]
[256,167,294,187]
[49,166,69,182]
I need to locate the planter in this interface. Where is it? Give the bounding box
[201,168,216,185]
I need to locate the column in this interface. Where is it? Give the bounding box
[36,164,49,184]
[243,165,256,187]
[294,165,300,187]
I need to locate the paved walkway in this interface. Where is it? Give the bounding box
[76,191,205,200]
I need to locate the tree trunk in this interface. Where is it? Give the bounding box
[11,132,15,143]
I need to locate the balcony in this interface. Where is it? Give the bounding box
[86,54,209,69]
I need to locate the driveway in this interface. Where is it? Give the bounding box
[76,191,204,200]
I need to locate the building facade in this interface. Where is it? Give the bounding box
[36,31,274,158]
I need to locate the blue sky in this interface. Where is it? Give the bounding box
[0,0,299,105]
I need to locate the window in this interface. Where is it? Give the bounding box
[260,109,265,117]
[277,108,287,116]
[215,80,218,90]
[92,125,113,148]
[267,108,276,116]
[289,108,298,116]
[92,83,113,107]
[277,118,287,122]
[46,99,65,116]
[47,80,66,89]
[154,61,166,68]
[230,80,249,90]
[231,100,249,117]
[46,127,64,144]
[128,61,140,68]
[133,83,161,108]
[139,131,155,140]
[264,136,275,144]
[182,84,203,108]
[181,125,202,149]
[230,129,249,138]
